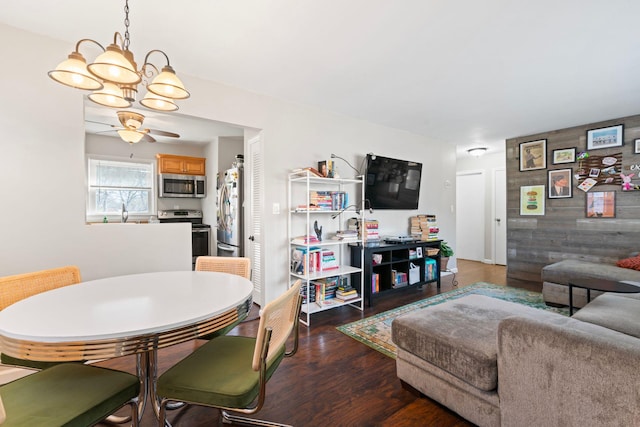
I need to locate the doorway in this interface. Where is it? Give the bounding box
[456,170,485,262]
[493,168,507,265]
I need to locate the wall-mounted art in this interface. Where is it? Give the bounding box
[586,124,623,150]
[635,139,640,154]
[576,152,621,187]
[548,169,572,199]
[519,139,546,171]
[520,185,545,215]
[552,147,576,164]
[586,191,616,218]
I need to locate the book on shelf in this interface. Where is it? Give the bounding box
[309,191,348,211]
[332,229,358,241]
[372,273,380,293]
[291,235,321,245]
[291,246,321,275]
[334,292,360,303]
[410,214,439,241]
[425,257,438,281]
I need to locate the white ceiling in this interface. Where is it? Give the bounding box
[3,1,640,154]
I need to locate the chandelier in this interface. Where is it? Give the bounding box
[47,0,189,112]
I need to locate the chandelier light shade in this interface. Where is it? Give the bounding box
[47,0,189,113]
[140,92,179,112]
[86,44,141,85]
[147,66,190,99]
[47,52,104,90]
[88,82,131,108]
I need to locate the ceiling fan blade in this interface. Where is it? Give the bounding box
[147,129,180,138]
[141,134,156,143]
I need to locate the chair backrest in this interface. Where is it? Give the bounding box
[252,280,302,371]
[195,256,251,280]
[0,266,81,311]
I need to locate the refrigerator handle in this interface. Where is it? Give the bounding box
[217,243,236,252]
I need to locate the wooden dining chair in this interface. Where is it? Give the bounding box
[0,363,139,426]
[157,280,302,427]
[0,266,83,372]
[195,256,251,279]
[195,256,252,339]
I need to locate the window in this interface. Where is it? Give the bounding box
[87,156,155,219]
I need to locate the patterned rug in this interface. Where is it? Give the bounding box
[337,282,569,359]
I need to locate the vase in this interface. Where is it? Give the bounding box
[440,257,449,272]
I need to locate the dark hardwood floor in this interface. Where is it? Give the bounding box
[98,260,510,426]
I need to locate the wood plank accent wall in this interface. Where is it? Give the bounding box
[506,114,640,284]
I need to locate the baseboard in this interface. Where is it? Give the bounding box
[483,259,494,265]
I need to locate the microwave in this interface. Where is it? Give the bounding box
[158,173,206,198]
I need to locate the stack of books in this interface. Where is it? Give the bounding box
[313,276,340,307]
[320,249,339,270]
[332,229,358,241]
[362,219,380,241]
[335,281,359,303]
[409,214,439,241]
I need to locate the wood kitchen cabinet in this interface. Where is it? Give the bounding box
[157,154,206,175]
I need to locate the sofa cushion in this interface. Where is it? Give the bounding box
[541,259,640,285]
[391,294,565,391]
[572,293,640,338]
[616,255,640,270]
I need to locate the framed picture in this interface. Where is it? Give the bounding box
[586,124,624,150]
[548,169,572,199]
[586,191,616,218]
[635,139,640,154]
[416,247,423,258]
[552,147,576,164]
[519,139,547,171]
[520,185,545,215]
[317,160,328,177]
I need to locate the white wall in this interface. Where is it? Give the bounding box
[0,24,456,303]
[456,150,505,262]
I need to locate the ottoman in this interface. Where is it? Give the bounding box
[391,294,565,427]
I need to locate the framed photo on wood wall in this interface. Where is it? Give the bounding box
[586,191,616,218]
[552,147,576,164]
[519,139,546,171]
[520,185,545,215]
[548,169,572,199]
[586,124,623,150]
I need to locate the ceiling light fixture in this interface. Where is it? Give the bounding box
[467,147,488,157]
[48,0,189,112]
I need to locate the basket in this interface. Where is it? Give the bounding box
[426,248,440,256]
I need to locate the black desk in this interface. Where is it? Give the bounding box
[568,278,640,315]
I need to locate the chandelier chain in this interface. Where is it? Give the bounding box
[123,0,130,50]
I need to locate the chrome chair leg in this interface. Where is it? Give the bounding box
[221,410,292,427]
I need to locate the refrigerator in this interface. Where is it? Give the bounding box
[217,160,244,257]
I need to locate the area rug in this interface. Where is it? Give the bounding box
[337,282,569,359]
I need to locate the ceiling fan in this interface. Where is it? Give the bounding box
[92,110,180,144]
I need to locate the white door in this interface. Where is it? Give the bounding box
[456,171,485,261]
[247,134,264,306]
[494,168,507,265]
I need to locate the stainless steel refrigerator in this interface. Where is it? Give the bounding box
[217,159,244,257]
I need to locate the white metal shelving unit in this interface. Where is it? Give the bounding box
[287,170,365,326]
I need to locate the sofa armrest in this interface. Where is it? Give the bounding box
[498,316,640,427]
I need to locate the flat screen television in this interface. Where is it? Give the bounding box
[365,154,422,210]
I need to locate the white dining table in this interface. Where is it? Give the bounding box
[0,270,253,422]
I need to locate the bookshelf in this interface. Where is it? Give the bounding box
[288,170,365,326]
[350,240,442,307]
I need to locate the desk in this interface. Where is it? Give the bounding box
[0,271,253,422]
[568,278,640,315]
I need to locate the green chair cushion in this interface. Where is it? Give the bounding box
[157,335,285,409]
[0,353,78,370]
[0,363,139,427]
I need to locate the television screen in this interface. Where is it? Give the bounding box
[365,154,422,209]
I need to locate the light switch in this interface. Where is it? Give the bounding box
[272,203,280,214]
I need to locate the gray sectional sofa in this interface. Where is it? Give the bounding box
[391,292,640,427]
[542,259,640,307]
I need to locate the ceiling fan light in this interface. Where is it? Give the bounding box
[117,129,144,144]
[48,52,104,90]
[140,92,179,112]
[87,44,141,85]
[147,66,190,99]
[88,82,131,108]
